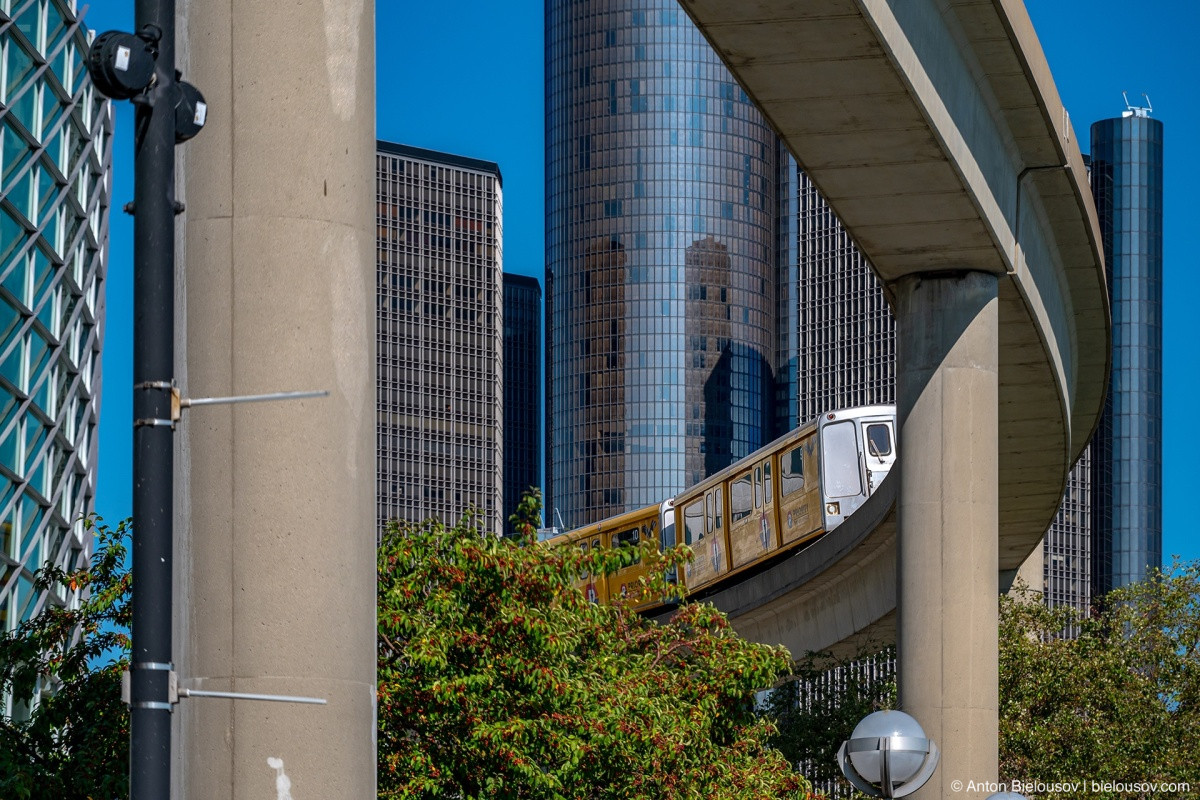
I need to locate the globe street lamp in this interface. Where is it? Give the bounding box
[837,710,940,798]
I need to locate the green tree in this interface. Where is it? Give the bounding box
[999,562,1200,796]
[0,518,131,800]
[764,561,1200,799]
[377,493,816,799]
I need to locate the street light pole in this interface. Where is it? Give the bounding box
[128,0,177,797]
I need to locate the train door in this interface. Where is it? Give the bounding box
[778,434,821,545]
[860,418,896,494]
[728,468,756,568]
[820,419,865,530]
[579,536,606,604]
[659,499,678,591]
[729,459,778,568]
[760,458,778,551]
[678,486,726,593]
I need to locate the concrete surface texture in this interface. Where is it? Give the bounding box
[895,272,1000,800]
[173,2,377,798]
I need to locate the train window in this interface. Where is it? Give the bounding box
[823,421,864,498]
[866,424,892,457]
[706,494,714,533]
[763,461,772,502]
[713,487,724,530]
[731,474,752,522]
[579,541,589,579]
[754,467,763,508]
[781,444,804,496]
[614,528,639,547]
[683,500,704,544]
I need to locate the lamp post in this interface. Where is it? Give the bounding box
[85,4,205,799]
[837,710,940,798]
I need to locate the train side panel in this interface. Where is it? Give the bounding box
[728,455,780,568]
[675,483,729,595]
[776,428,824,546]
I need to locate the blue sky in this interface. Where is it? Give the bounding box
[87,1,1197,565]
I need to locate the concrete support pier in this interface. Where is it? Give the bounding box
[895,272,999,800]
[176,2,376,798]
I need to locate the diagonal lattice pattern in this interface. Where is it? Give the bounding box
[0,0,111,710]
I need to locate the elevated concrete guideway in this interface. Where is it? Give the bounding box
[682,0,1107,567]
[679,1,1108,798]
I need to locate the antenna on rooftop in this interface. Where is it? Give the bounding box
[1122,91,1153,118]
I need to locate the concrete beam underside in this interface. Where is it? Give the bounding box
[174,2,377,799]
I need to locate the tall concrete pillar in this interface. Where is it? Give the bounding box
[175,2,376,798]
[895,271,998,800]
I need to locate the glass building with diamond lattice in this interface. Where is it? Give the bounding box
[0,0,111,717]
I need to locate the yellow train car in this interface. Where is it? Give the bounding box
[556,501,675,611]
[549,406,896,610]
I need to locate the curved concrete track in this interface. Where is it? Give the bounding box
[682,0,1108,573]
[699,472,899,659]
[679,2,1109,795]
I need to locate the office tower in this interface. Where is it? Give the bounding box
[503,272,541,534]
[546,0,777,528]
[0,2,111,704]
[376,142,504,535]
[1089,103,1163,596]
[1043,449,1092,616]
[777,156,896,430]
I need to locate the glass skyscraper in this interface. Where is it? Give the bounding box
[0,1,111,708]
[376,142,504,535]
[546,0,777,527]
[1089,108,1163,595]
[503,272,541,534]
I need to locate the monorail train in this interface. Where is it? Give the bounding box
[548,406,897,611]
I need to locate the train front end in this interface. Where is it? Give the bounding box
[817,406,897,532]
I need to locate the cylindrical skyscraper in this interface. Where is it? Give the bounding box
[1089,105,1163,594]
[545,0,777,527]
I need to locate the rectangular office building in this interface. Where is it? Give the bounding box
[376,142,504,535]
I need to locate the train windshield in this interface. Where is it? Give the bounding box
[865,423,892,457]
[822,421,864,498]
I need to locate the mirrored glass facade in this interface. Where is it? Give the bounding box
[546,0,776,527]
[0,1,110,676]
[503,272,541,534]
[1089,113,1163,595]
[376,143,504,536]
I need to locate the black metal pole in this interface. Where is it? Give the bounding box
[130,0,176,797]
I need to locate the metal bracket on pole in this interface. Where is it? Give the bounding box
[180,389,329,414]
[122,670,326,706]
[179,688,327,705]
[133,382,328,428]
[134,379,178,429]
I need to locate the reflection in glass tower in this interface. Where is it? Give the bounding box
[545,0,777,527]
[1089,108,1163,595]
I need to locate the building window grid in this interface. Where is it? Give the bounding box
[376,149,503,536]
